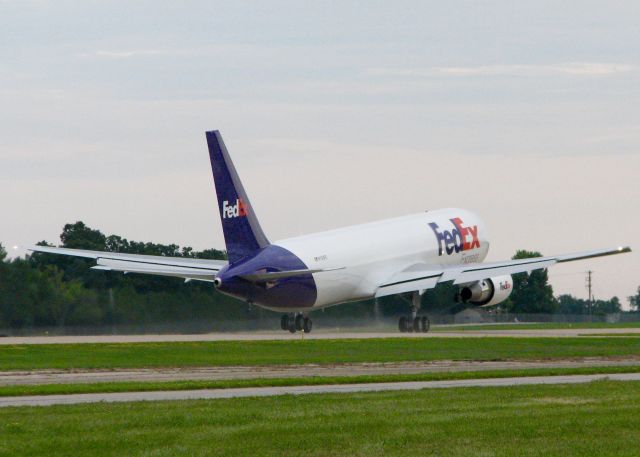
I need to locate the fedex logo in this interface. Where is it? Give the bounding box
[222,198,248,219]
[429,217,480,256]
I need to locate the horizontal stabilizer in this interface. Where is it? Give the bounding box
[240,267,344,282]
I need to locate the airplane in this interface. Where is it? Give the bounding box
[30,130,632,334]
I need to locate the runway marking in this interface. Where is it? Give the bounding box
[2,373,640,408]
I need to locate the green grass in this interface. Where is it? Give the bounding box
[3,337,640,371]
[432,322,640,331]
[2,365,640,397]
[2,380,640,456]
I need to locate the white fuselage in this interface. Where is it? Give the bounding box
[273,208,489,312]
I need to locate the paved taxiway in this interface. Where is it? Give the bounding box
[3,372,640,408]
[2,357,640,385]
[2,327,639,345]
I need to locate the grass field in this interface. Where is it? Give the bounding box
[1,380,639,456]
[2,365,640,397]
[2,337,640,371]
[432,322,640,331]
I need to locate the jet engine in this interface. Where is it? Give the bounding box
[458,275,513,307]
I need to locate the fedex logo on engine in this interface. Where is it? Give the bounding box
[429,218,480,256]
[222,198,248,219]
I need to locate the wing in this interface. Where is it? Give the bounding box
[28,246,227,283]
[375,246,631,298]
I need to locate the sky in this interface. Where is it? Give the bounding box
[1,1,638,306]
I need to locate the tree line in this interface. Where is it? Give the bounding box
[0,222,637,330]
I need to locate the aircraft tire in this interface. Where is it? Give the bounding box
[295,314,304,331]
[421,316,430,333]
[303,317,312,333]
[288,315,297,333]
[413,317,421,332]
[406,317,414,333]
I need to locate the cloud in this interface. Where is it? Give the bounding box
[369,63,637,78]
[77,49,166,59]
[75,44,263,60]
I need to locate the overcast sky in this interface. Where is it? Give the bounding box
[1,1,638,306]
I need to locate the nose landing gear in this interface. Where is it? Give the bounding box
[281,313,312,334]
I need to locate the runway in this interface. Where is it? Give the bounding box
[2,357,640,385]
[3,372,640,408]
[2,327,639,345]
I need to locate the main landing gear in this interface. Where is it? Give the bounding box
[398,291,430,333]
[399,315,430,333]
[280,313,312,334]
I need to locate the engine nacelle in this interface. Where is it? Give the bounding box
[458,275,513,307]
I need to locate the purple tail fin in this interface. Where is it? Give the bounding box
[206,130,269,263]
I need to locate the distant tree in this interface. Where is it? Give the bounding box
[556,294,588,315]
[555,294,621,316]
[0,243,6,326]
[592,296,622,315]
[57,222,107,288]
[0,221,243,330]
[105,235,130,253]
[504,250,557,314]
[629,287,640,312]
[29,223,107,288]
[61,221,106,250]
[0,257,62,328]
[422,282,464,314]
[196,248,227,260]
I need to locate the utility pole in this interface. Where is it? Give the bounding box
[586,270,593,320]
